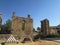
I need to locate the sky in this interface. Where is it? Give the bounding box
[0,0,60,29]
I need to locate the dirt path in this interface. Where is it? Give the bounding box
[4,40,60,45]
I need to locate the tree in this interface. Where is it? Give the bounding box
[37,27,40,30]
[1,19,11,34]
[5,19,11,31]
[33,28,35,32]
[37,27,41,32]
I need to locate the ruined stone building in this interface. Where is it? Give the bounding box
[11,12,33,41]
[41,19,50,36]
[50,25,60,35]
[41,19,59,36]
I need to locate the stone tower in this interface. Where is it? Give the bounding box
[12,12,33,41]
[0,12,2,31]
[41,19,50,36]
